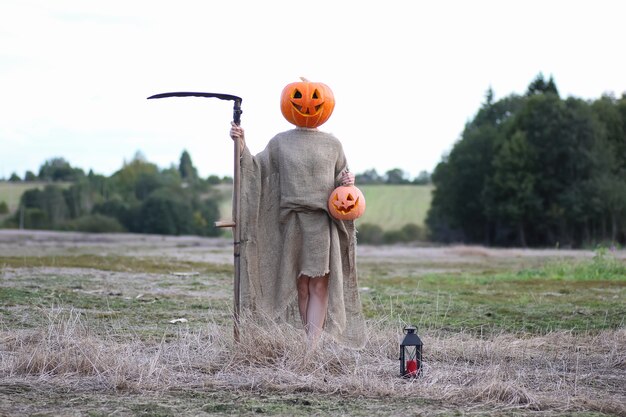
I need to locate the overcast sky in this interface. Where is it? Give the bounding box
[1,0,624,180]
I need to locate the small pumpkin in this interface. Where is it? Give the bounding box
[280,77,335,128]
[328,185,366,221]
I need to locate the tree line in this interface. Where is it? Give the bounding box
[427,74,626,248]
[3,152,223,236]
[5,162,430,186]
[3,152,429,238]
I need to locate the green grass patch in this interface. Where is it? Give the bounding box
[359,254,626,335]
[2,248,625,338]
[0,253,234,335]
[0,254,231,275]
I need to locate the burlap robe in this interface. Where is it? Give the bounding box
[238,128,366,348]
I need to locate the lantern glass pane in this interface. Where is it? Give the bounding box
[404,346,417,361]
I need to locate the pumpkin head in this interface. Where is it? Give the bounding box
[280,77,335,128]
[328,185,366,221]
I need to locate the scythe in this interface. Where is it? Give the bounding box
[147,91,243,341]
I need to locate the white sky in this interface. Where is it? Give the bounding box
[1,0,624,180]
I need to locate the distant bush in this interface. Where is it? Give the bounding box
[22,208,48,229]
[383,229,405,244]
[193,198,221,237]
[357,223,384,244]
[358,222,426,245]
[140,191,193,235]
[92,199,138,231]
[0,201,8,215]
[61,214,126,233]
[207,175,222,185]
[399,223,425,241]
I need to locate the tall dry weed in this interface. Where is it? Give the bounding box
[1,308,169,391]
[1,308,624,414]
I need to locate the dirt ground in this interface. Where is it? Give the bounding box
[0,229,615,265]
[1,230,624,417]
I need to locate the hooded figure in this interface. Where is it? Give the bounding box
[230,79,366,349]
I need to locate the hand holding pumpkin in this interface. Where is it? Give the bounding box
[340,170,355,186]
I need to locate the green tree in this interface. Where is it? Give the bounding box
[512,92,566,244]
[559,97,597,245]
[20,188,44,209]
[427,123,501,243]
[427,86,525,244]
[192,198,221,237]
[385,168,410,184]
[412,170,431,185]
[140,188,193,235]
[63,176,108,220]
[92,198,138,232]
[429,76,625,247]
[207,175,222,185]
[356,169,383,184]
[179,150,198,183]
[589,94,626,243]
[526,73,559,96]
[484,131,540,246]
[42,185,70,227]
[38,157,85,182]
[510,92,597,246]
[111,156,162,202]
[18,185,69,229]
[17,189,46,228]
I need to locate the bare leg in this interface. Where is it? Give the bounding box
[305,274,329,348]
[297,275,310,328]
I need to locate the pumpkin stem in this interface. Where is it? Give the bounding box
[300,76,310,82]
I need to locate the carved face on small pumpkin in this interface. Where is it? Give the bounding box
[280,78,335,128]
[328,185,366,221]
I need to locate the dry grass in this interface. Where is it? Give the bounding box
[1,231,624,415]
[1,308,624,415]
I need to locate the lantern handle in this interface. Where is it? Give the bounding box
[404,325,417,333]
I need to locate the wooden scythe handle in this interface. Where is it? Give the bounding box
[232,130,242,342]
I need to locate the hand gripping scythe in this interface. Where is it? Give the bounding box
[147,91,243,341]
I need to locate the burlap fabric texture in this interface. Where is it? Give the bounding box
[238,127,366,348]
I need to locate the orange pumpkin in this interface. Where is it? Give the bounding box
[328,185,366,221]
[280,77,335,128]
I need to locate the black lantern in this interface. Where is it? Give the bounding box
[400,325,423,378]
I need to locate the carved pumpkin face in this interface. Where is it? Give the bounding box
[280,78,335,128]
[328,185,366,221]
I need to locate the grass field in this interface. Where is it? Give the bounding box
[216,184,433,231]
[0,182,41,213]
[0,230,624,416]
[358,184,432,229]
[0,181,72,213]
